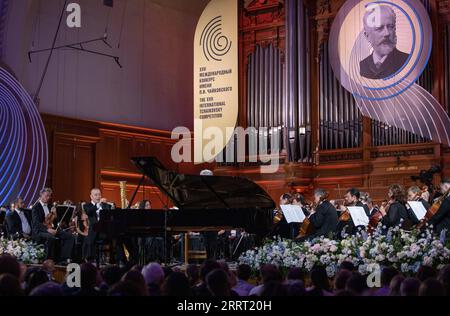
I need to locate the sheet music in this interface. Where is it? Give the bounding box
[347,206,370,227]
[280,205,306,224]
[407,201,428,221]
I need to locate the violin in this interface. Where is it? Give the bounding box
[417,189,450,229]
[368,200,391,234]
[273,207,284,224]
[336,199,352,222]
[44,202,58,229]
[72,204,89,236]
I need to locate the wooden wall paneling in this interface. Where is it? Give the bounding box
[52,133,98,203]
[52,135,74,202]
[118,136,134,171]
[72,141,96,203]
[134,137,150,157]
[99,132,118,170]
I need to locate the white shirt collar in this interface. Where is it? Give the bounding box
[372,53,388,66]
[39,200,48,208]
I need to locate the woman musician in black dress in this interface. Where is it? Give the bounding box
[379,184,409,229]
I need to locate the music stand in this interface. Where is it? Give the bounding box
[55,205,76,231]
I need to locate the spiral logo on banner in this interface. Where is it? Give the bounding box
[200,16,232,62]
[0,67,48,207]
[329,0,450,146]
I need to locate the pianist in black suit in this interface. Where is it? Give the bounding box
[84,188,138,265]
[31,188,75,264]
[5,197,32,239]
[360,5,409,80]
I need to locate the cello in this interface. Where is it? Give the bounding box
[296,195,327,239]
[417,189,450,229]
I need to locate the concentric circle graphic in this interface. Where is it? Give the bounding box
[199,16,232,62]
[0,67,48,207]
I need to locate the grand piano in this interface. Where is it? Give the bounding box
[95,157,275,241]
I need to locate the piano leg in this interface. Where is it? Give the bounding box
[184,233,189,265]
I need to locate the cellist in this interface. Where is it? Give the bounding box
[427,178,450,235]
[298,188,338,241]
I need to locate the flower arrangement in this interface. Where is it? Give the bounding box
[239,225,450,278]
[0,237,46,264]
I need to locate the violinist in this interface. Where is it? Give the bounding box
[406,186,431,225]
[292,194,309,216]
[336,188,370,236]
[427,178,450,235]
[366,197,380,218]
[303,188,338,240]
[31,188,75,265]
[74,209,89,237]
[379,184,409,229]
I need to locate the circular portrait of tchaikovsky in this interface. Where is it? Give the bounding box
[334,0,424,91]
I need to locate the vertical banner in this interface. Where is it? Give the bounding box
[194,0,238,163]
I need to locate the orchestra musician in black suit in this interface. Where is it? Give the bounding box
[336,188,370,237]
[31,188,75,265]
[406,186,431,226]
[428,178,450,235]
[5,197,32,239]
[307,188,339,240]
[379,184,409,229]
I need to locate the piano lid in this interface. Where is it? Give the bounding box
[131,157,276,210]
